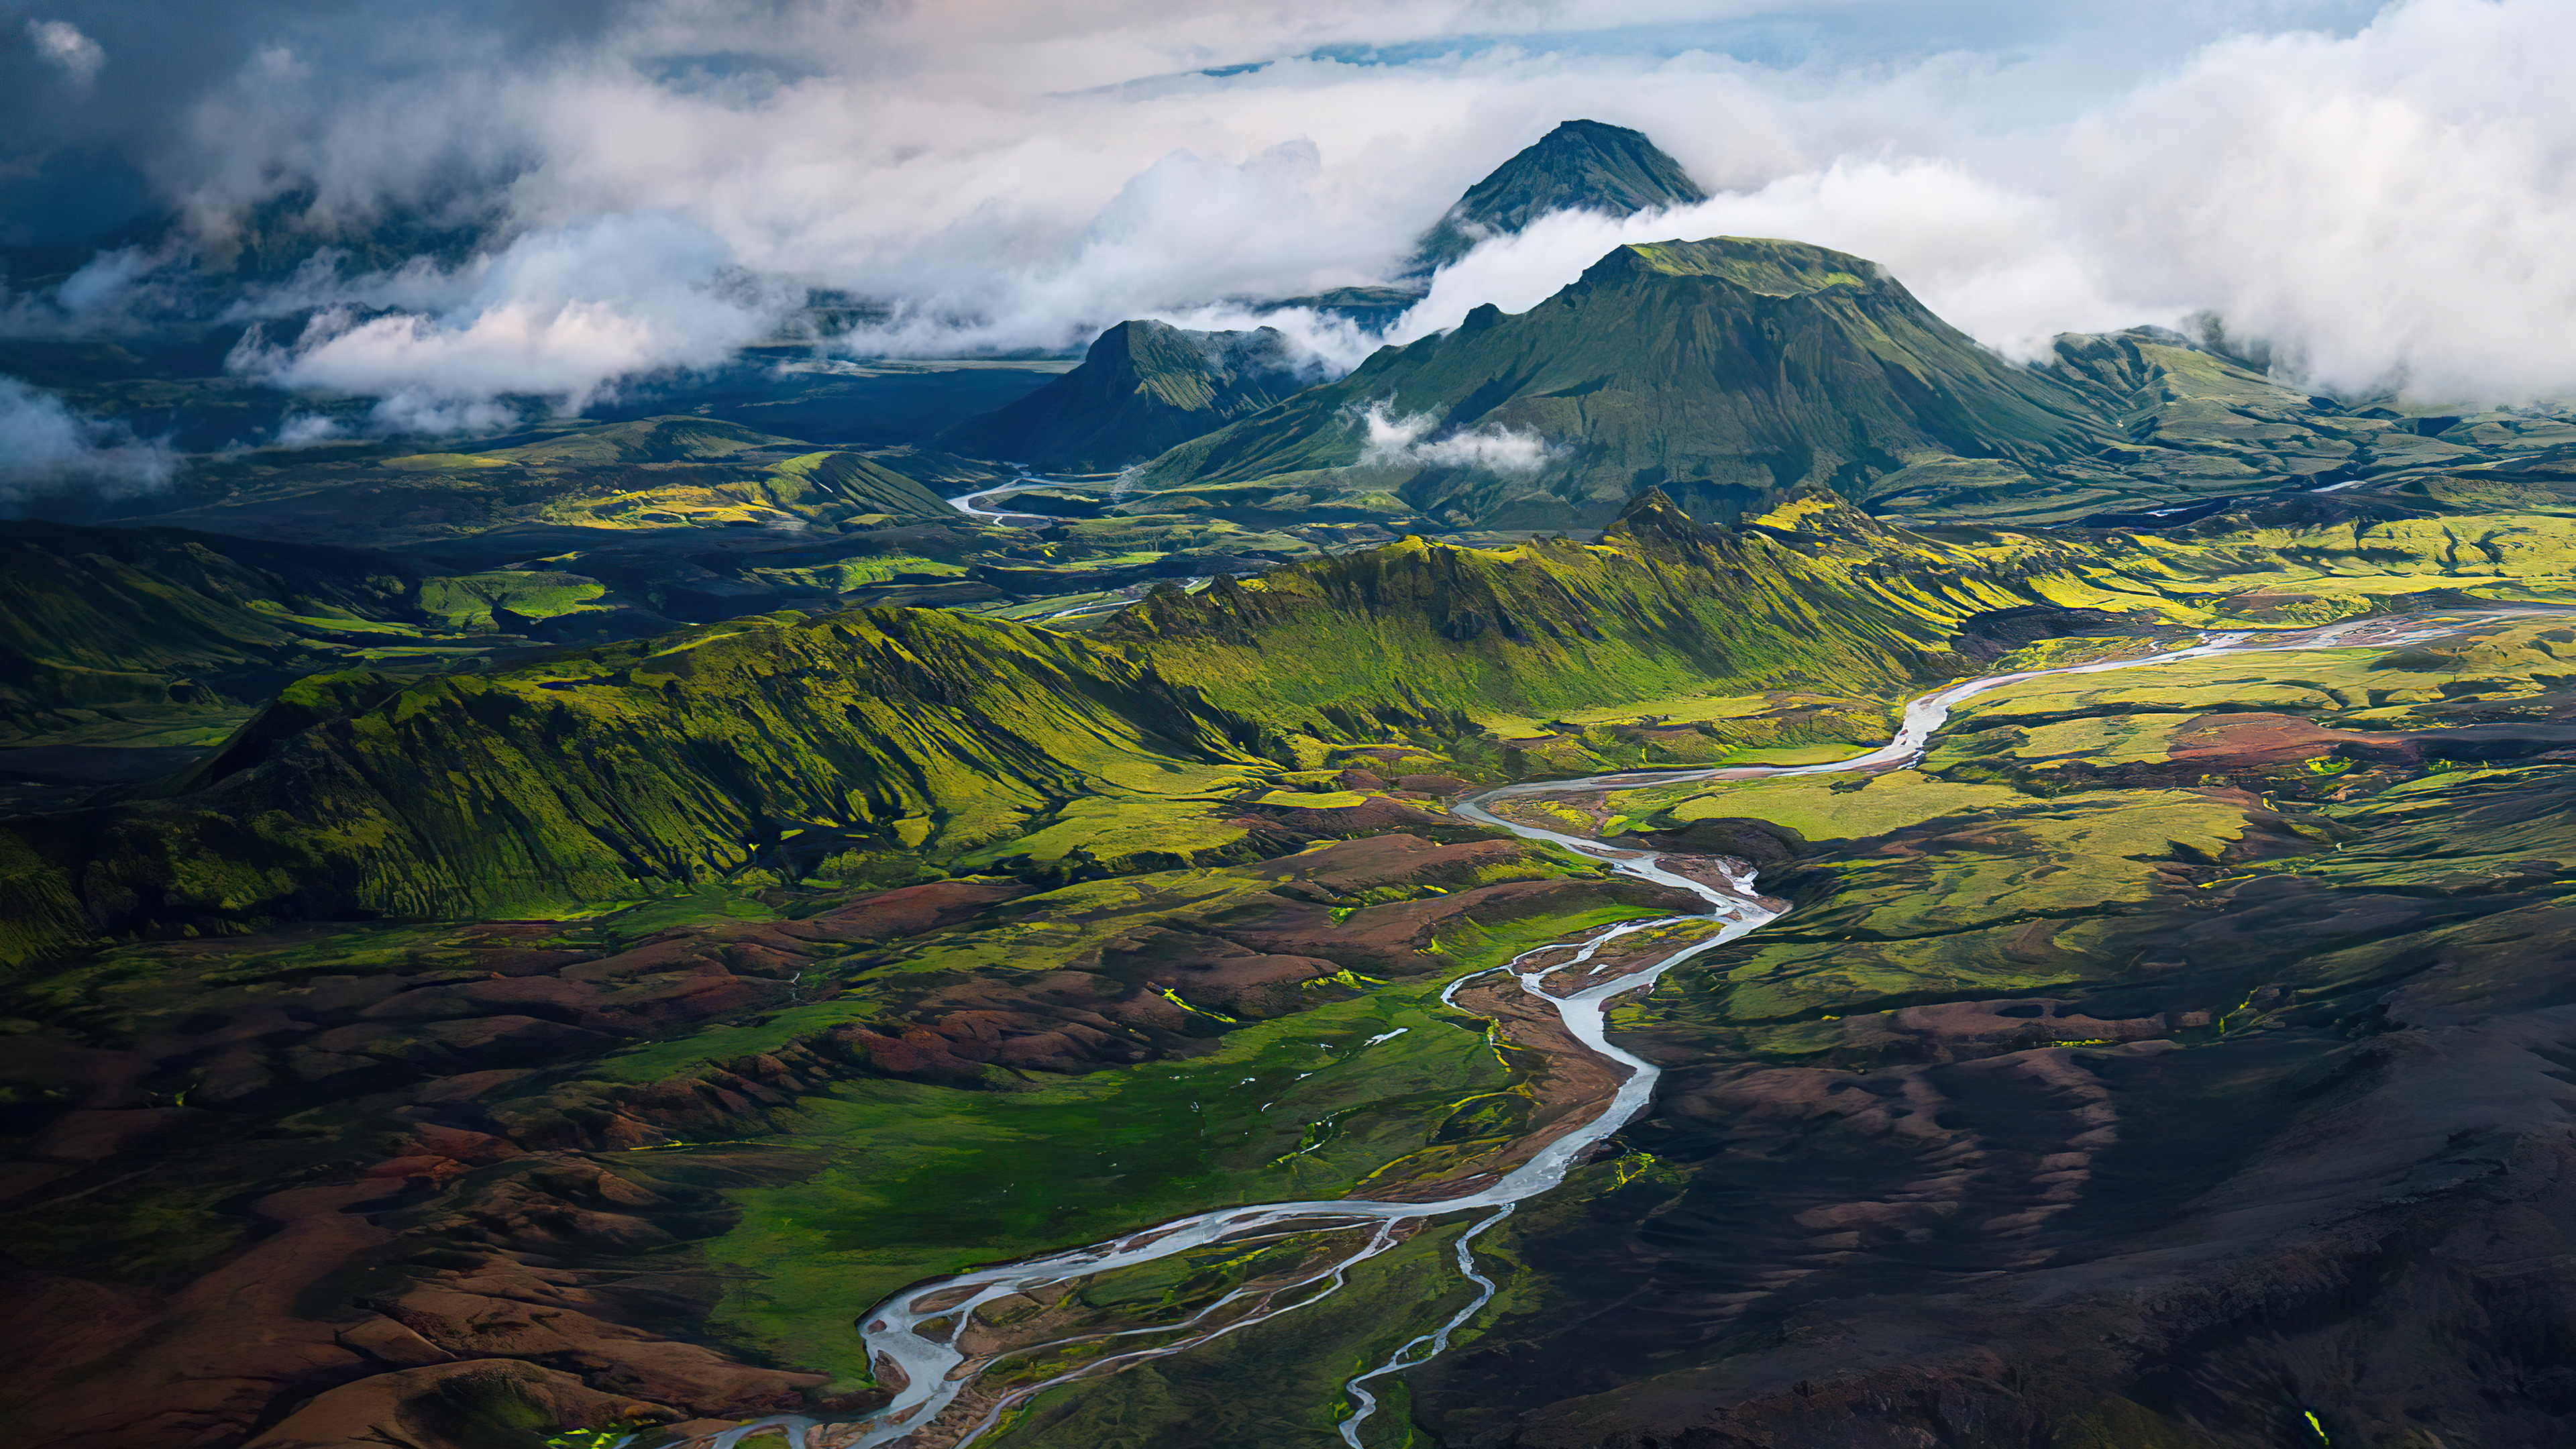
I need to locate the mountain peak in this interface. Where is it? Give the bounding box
[1411,119,1707,274]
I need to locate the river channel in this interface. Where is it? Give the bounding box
[701,612,2470,1449]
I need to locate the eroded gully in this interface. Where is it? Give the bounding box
[699,611,2473,1449]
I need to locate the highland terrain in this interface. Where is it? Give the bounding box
[8,119,2576,1449]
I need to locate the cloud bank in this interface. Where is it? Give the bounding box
[227,213,791,432]
[0,377,175,502]
[5,0,2575,421]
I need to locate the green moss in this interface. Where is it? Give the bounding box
[707,991,1512,1386]
[418,571,609,630]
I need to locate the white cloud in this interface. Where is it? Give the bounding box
[1355,399,1560,474]
[1389,160,2163,364]
[274,412,344,445]
[24,0,2576,411]
[0,376,174,503]
[25,19,103,83]
[229,213,791,433]
[0,246,193,338]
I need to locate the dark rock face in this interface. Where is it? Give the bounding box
[1411,119,1709,274]
[936,320,1315,472]
[1943,604,2134,660]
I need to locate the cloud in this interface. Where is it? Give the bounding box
[274,412,345,445]
[1389,160,2159,364]
[8,0,2576,411]
[25,19,103,83]
[228,213,792,432]
[0,376,174,503]
[0,245,194,337]
[1355,399,1560,474]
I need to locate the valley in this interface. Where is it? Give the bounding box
[11,109,2576,1449]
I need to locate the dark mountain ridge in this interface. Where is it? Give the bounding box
[935,320,1315,472]
[1410,119,1709,274]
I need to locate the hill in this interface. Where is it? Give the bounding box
[0,522,613,750]
[1127,237,2108,530]
[0,607,1269,965]
[1411,119,1708,274]
[935,321,1314,472]
[0,489,2052,963]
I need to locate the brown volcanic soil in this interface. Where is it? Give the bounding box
[0,833,1690,1448]
[25,675,2576,1448]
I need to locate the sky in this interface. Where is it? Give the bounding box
[5,0,2575,444]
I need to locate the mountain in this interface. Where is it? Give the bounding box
[1126,237,2108,530]
[1411,119,1709,274]
[934,321,1316,472]
[17,481,2491,967]
[0,606,1267,965]
[0,523,437,745]
[0,490,2118,965]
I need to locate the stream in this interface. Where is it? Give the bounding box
[702,612,2468,1449]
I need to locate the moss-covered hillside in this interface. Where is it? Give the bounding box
[0,522,631,747]
[936,321,1314,472]
[30,486,2576,969]
[0,608,1269,965]
[1128,238,2108,530]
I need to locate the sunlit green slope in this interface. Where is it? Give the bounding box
[1128,238,2109,529]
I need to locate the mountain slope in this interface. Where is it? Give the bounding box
[0,607,1267,963]
[0,490,2203,965]
[0,523,465,742]
[1412,119,1708,274]
[935,321,1313,472]
[1128,237,2109,529]
[30,480,2576,966]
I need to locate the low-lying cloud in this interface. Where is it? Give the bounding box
[1355,400,1560,474]
[227,213,791,433]
[7,0,2576,415]
[0,376,175,503]
[1389,0,2576,404]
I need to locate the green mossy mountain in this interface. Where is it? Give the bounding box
[1128,237,2108,530]
[30,480,2576,967]
[0,489,2252,965]
[1100,492,1976,729]
[0,523,441,740]
[935,321,1314,472]
[1411,119,1709,274]
[0,606,1270,964]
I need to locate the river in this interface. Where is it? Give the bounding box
[700,611,2469,1449]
